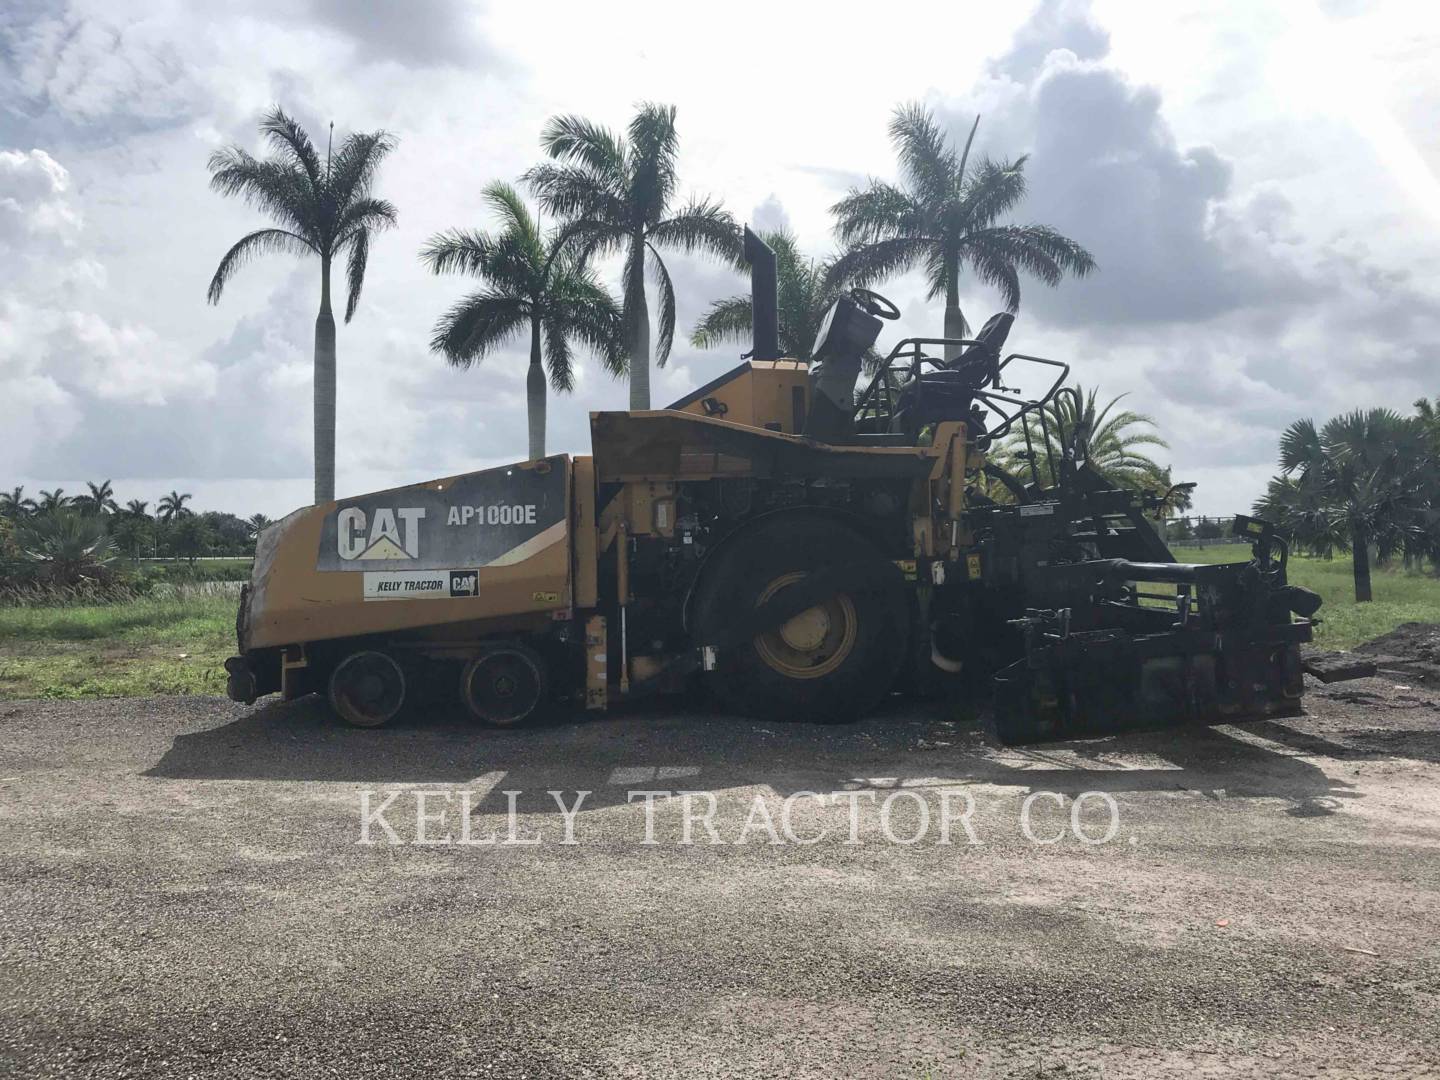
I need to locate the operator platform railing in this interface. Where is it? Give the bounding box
[852,337,1071,487]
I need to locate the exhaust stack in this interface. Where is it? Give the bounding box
[744,225,779,362]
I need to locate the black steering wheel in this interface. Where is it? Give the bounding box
[851,287,901,321]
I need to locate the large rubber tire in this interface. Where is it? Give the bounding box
[461,645,548,728]
[690,515,908,723]
[329,650,407,728]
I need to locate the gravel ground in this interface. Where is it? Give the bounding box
[1,671,1438,1079]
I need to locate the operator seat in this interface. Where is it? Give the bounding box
[890,312,1014,441]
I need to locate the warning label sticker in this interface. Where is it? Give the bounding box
[363,570,479,601]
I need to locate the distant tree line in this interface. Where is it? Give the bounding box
[0,481,270,590]
[1165,516,1246,543]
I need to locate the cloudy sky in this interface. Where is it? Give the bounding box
[2,0,1437,518]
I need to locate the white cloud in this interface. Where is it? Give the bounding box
[0,148,82,245]
[299,0,503,70]
[0,142,221,478]
[4,3,206,127]
[46,311,217,403]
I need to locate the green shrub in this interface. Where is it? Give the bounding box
[11,512,118,587]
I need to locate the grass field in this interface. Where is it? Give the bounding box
[0,551,1434,699]
[1177,546,1440,650]
[125,557,253,584]
[0,593,236,699]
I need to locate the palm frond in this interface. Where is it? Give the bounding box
[548,267,626,378]
[831,182,924,246]
[482,229,544,293]
[258,106,322,185]
[524,163,630,225]
[343,227,368,323]
[327,129,398,207]
[758,229,804,270]
[483,181,539,242]
[690,296,752,349]
[827,236,929,288]
[920,243,953,304]
[964,224,1097,285]
[698,230,838,359]
[627,103,680,222]
[963,246,1023,311]
[647,242,677,365]
[420,229,497,276]
[335,196,398,240]
[1002,383,1167,490]
[429,291,530,366]
[888,102,958,209]
[1279,418,1323,475]
[956,156,1030,228]
[543,320,575,393]
[538,114,627,178]
[559,217,630,270]
[207,228,315,304]
[206,149,315,237]
[649,198,740,259]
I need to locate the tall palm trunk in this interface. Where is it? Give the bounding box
[314,254,337,505]
[942,262,966,364]
[627,235,650,410]
[527,315,546,460]
[1351,522,1373,603]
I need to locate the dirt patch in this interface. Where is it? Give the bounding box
[1356,621,1440,662]
[1353,621,1440,683]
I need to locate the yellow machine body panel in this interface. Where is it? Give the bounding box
[667,359,810,433]
[244,457,573,650]
[591,408,940,482]
[589,410,969,561]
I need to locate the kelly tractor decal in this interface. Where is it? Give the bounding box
[316,459,567,595]
[361,569,481,602]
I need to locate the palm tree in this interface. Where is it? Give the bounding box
[0,486,36,519]
[245,513,274,539]
[524,104,740,409]
[169,515,208,565]
[829,104,1096,361]
[421,182,625,459]
[207,106,398,504]
[1151,466,1194,520]
[690,230,854,363]
[157,490,193,523]
[37,488,69,513]
[109,512,152,561]
[1416,396,1440,448]
[125,499,150,518]
[74,479,118,515]
[1000,386,1168,492]
[1255,409,1434,602]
